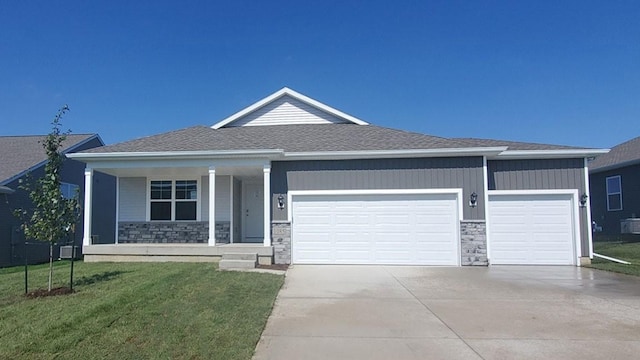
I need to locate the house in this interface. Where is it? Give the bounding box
[69,88,607,266]
[588,136,640,235]
[0,134,116,267]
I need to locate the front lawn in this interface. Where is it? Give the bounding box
[588,239,640,277]
[0,261,284,359]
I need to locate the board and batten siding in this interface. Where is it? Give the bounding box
[271,157,485,221]
[118,177,146,221]
[487,158,590,257]
[228,95,349,127]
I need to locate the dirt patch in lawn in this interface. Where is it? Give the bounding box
[257,264,289,271]
[26,287,74,298]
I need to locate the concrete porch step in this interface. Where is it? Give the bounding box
[222,253,258,261]
[219,253,258,270]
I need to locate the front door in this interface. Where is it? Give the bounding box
[242,182,264,242]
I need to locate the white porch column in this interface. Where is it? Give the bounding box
[82,168,93,246]
[263,164,271,247]
[208,167,216,246]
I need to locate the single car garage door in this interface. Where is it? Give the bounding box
[488,193,577,265]
[291,192,460,265]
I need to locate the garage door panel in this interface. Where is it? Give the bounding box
[292,193,459,265]
[489,194,575,265]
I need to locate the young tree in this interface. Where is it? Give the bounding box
[14,105,80,292]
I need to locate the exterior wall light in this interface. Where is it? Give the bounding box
[580,193,588,208]
[469,192,478,208]
[277,194,285,210]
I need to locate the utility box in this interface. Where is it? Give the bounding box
[59,245,79,259]
[621,218,640,234]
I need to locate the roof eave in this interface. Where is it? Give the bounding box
[492,149,610,160]
[282,147,508,160]
[67,149,286,162]
[589,158,640,174]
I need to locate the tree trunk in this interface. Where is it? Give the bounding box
[48,243,53,292]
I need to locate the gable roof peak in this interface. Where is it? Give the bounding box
[211,87,369,129]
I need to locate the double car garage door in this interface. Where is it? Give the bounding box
[290,191,578,266]
[291,193,460,265]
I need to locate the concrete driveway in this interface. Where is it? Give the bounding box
[253,265,640,360]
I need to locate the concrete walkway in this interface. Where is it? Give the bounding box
[253,265,640,360]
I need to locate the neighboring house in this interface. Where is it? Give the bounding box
[588,136,640,235]
[69,88,607,266]
[0,134,116,267]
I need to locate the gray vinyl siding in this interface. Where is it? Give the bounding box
[0,136,115,266]
[488,158,590,257]
[589,163,640,235]
[488,159,585,191]
[118,177,146,221]
[271,157,484,221]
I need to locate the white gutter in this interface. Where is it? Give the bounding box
[67,149,285,161]
[492,149,610,160]
[593,253,631,265]
[282,147,508,160]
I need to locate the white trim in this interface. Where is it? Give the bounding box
[482,156,491,263]
[67,149,284,161]
[115,177,120,244]
[492,149,609,160]
[584,158,593,258]
[229,175,234,244]
[208,167,216,246]
[263,165,272,247]
[146,178,201,222]
[487,189,582,266]
[211,87,369,129]
[288,188,464,223]
[288,188,463,266]
[82,168,93,246]
[283,147,508,161]
[605,175,623,211]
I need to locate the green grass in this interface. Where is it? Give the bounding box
[588,240,640,277]
[0,261,284,360]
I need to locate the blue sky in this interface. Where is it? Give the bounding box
[1,0,638,148]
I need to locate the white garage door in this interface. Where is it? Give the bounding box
[488,193,576,265]
[291,193,460,265]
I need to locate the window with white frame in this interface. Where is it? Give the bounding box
[60,182,79,199]
[606,175,622,211]
[150,180,198,221]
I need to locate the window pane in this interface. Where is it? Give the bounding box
[176,180,197,200]
[608,194,622,211]
[175,201,196,220]
[151,202,171,220]
[606,177,621,194]
[60,183,79,199]
[151,181,172,199]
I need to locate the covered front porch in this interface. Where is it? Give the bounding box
[83,243,274,265]
[79,155,276,263]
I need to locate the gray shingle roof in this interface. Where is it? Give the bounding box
[0,134,97,184]
[453,137,583,151]
[82,124,479,153]
[82,124,593,156]
[589,136,640,172]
